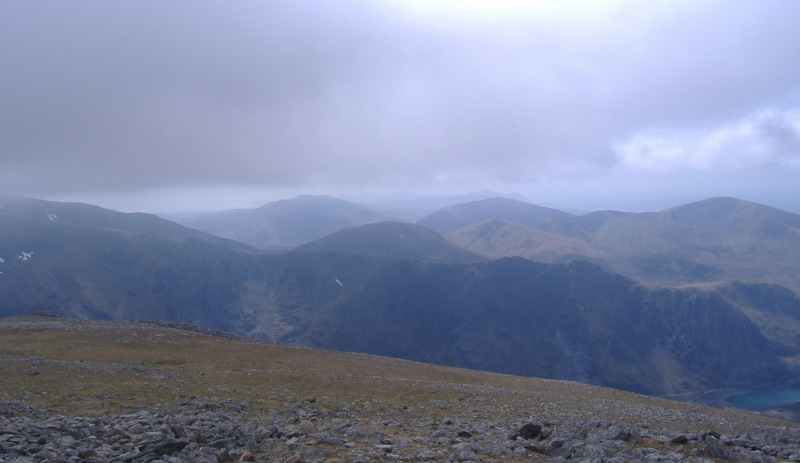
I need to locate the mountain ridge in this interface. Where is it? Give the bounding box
[416,197,573,235]
[2,196,800,397]
[0,196,256,251]
[182,194,401,250]
[296,221,486,263]
[449,197,800,293]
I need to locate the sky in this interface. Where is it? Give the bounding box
[2,0,800,214]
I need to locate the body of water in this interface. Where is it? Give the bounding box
[727,389,800,410]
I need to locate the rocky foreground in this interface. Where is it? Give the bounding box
[3,393,800,463]
[2,315,800,462]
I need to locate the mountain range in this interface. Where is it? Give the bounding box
[179,194,401,250]
[445,196,800,294]
[175,190,530,250]
[172,193,800,295]
[0,196,255,251]
[295,221,486,263]
[3,195,800,397]
[415,197,572,234]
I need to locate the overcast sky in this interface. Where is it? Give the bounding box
[2,0,799,213]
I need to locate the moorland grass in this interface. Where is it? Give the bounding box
[0,316,794,436]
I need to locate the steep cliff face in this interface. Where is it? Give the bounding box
[711,282,800,356]
[247,256,790,395]
[636,288,785,392]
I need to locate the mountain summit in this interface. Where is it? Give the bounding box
[0,196,256,251]
[453,197,800,292]
[183,195,399,250]
[296,221,486,263]
[417,197,573,234]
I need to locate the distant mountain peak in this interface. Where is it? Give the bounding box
[186,195,402,250]
[0,196,255,251]
[296,221,486,263]
[417,197,573,234]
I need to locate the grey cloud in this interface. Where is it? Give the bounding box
[755,111,800,164]
[2,0,800,198]
[616,109,800,171]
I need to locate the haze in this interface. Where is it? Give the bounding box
[2,0,799,213]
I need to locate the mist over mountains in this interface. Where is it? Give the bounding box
[2,194,800,397]
[177,190,527,250]
[180,195,400,251]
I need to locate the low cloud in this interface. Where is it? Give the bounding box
[2,0,800,209]
[617,109,800,172]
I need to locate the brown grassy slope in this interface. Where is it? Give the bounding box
[0,314,793,435]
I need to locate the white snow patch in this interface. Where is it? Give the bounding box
[18,251,33,261]
[335,277,343,287]
[46,212,57,221]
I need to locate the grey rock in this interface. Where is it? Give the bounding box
[704,435,735,461]
[456,448,480,461]
[309,432,346,446]
[1,393,800,463]
[671,435,689,444]
[745,450,777,463]
[510,423,543,440]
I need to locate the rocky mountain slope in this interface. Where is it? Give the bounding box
[448,197,800,293]
[260,255,792,395]
[2,313,800,463]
